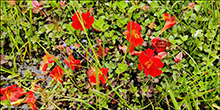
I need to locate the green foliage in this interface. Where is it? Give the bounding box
[0,1,220,110]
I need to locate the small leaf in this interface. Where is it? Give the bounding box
[194,4,201,12]
[115,63,127,74]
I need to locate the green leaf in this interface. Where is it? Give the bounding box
[168,90,180,110]
[64,23,75,32]
[115,1,128,11]
[133,13,141,20]
[130,86,137,93]
[93,18,104,29]
[180,35,188,41]
[45,23,54,33]
[115,63,128,74]
[112,35,117,44]
[194,4,201,12]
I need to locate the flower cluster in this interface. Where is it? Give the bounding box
[0,85,37,110]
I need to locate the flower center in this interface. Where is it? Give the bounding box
[83,20,87,25]
[156,42,166,48]
[144,59,154,69]
[5,89,13,99]
[132,29,140,39]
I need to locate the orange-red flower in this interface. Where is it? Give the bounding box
[87,67,108,84]
[40,53,58,71]
[71,11,94,31]
[138,49,164,77]
[13,91,37,110]
[151,37,171,53]
[0,85,24,102]
[160,13,177,34]
[64,54,80,70]
[49,66,65,84]
[22,91,37,110]
[125,21,144,47]
[96,45,110,58]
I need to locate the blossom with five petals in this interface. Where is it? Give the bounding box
[40,52,58,71]
[125,21,144,47]
[123,21,144,54]
[64,54,80,70]
[49,66,65,84]
[13,91,37,110]
[71,11,94,31]
[151,37,171,53]
[138,49,164,77]
[87,67,108,85]
[0,85,24,102]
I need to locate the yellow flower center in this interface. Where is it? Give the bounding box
[83,20,87,25]
[5,89,13,99]
[144,59,154,69]
[132,29,140,39]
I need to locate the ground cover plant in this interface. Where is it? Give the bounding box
[0,0,220,109]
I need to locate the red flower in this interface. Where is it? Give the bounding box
[87,67,108,84]
[174,52,183,63]
[49,66,65,84]
[163,13,171,21]
[97,45,110,58]
[40,53,58,71]
[64,54,80,70]
[22,91,37,110]
[125,21,144,47]
[151,37,171,53]
[160,13,177,34]
[0,85,24,102]
[71,11,94,31]
[138,49,164,77]
[13,91,37,110]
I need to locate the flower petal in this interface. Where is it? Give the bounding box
[139,51,150,64]
[71,21,83,31]
[49,66,64,84]
[152,57,164,68]
[138,64,143,71]
[145,49,154,58]
[85,15,94,27]
[148,65,162,77]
